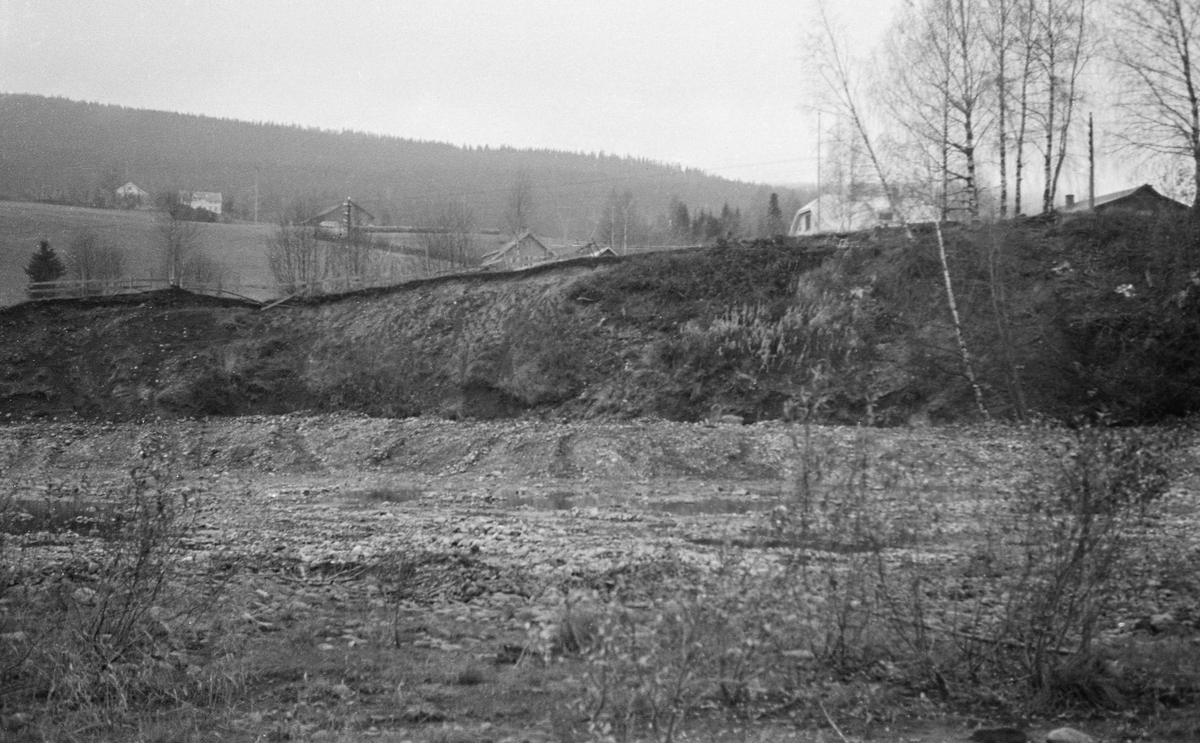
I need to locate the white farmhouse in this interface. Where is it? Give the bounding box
[180,190,223,215]
[115,181,150,208]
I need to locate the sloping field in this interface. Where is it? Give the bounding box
[0,201,469,305]
[0,201,277,304]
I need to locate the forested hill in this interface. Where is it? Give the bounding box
[0,94,808,240]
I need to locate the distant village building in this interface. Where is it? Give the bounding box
[1060,184,1188,215]
[571,241,619,258]
[115,181,150,208]
[542,240,619,259]
[301,199,375,237]
[789,193,939,236]
[180,190,223,215]
[481,231,555,269]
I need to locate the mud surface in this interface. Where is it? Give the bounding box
[3,416,1199,742]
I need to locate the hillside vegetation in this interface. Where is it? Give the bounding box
[0,94,806,239]
[2,212,1198,425]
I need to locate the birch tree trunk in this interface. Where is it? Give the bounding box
[935,220,989,418]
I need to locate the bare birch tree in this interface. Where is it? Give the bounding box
[987,0,1020,217]
[417,199,477,272]
[882,0,992,219]
[1033,0,1093,213]
[156,198,201,288]
[1010,0,1040,216]
[806,0,903,222]
[267,221,326,295]
[504,168,536,236]
[1111,0,1200,212]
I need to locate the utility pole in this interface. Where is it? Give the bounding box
[816,111,822,232]
[1088,113,1095,210]
[254,166,260,224]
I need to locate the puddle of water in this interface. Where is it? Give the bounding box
[347,486,424,505]
[508,491,773,515]
[653,498,763,515]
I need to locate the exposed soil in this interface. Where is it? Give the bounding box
[4,216,1200,741]
[6,215,1200,429]
[3,415,1198,742]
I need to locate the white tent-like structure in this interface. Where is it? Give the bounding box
[788,194,886,236]
[788,193,941,236]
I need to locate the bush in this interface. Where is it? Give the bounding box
[1053,213,1200,422]
[67,230,126,294]
[564,422,1194,735]
[0,455,240,733]
[997,425,1183,707]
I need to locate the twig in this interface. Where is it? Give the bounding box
[818,700,853,743]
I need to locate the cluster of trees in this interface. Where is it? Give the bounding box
[24,235,125,285]
[22,198,230,298]
[807,0,1200,220]
[589,190,789,249]
[23,234,127,298]
[400,171,798,259]
[667,199,751,243]
[266,212,394,295]
[157,192,219,223]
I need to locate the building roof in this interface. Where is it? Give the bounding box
[1061,184,1187,212]
[789,194,891,235]
[302,199,376,225]
[481,230,554,265]
[116,181,149,195]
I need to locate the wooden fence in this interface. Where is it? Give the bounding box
[1,244,699,308]
[2,267,477,308]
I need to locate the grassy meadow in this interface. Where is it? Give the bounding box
[0,201,290,305]
[0,201,464,306]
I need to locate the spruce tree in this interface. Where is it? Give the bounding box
[25,239,67,297]
[767,193,785,236]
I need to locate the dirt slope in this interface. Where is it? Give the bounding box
[0,247,832,423]
[2,215,1199,425]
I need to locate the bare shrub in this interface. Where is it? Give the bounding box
[267,222,326,295]
[325,231,383,291]
[181,251,229,291]
[416,200,478,272]
[155,204,201,287]
[566,422,1193,734]
[67,230,125,294]
[997,425,1182,707]
[0,451,240,733]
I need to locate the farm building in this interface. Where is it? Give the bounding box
[115,181,150,207]
[575,243,619,258]
[1060,184,1188,215]
[180,190,223,215]
[544,240,618,259]
[302,199,375,237]
[789,193,942,236]
[481,231,555,269]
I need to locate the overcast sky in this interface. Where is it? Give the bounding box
[0,0,903,187]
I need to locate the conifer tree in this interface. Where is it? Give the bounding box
[25,239,66,281]
[767,193,785,236]
[25,239,67,298]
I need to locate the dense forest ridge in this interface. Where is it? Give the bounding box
[0,94,811,243]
